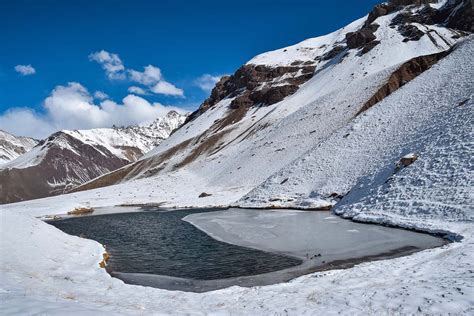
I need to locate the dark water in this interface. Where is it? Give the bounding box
[48,209,301,280]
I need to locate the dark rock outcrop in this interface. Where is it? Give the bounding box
[389,0,473,42]
[187,64,316,124]
[346,25,378,49]
[346,24,380,54]
[399,24,425,42]
[357,49,451,116]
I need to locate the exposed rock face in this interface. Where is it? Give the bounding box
[389,0,473,39]
[346,24,379,49]
[442,0,473,32]
[187,64,316,123]
[357,49,451,116]
[353,0,472,52]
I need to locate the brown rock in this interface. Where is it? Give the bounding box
[198,192,212,198]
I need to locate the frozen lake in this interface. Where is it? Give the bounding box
[48,207,446,292]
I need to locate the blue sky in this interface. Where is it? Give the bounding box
[0,0,380,138]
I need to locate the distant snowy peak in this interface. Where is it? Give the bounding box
[128,110,187,141]
[61,111,188,162]
[0,111,187,204]
[0,130,38,164]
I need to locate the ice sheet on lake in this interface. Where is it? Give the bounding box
[184,208,445,261]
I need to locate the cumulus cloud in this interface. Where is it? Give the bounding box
[194,74,224,92]
[128,65,162,85]
[151,81,184,97]
[14,64,36,76]
[89,50,184,96]
[0,108,54,138]
[94,91,109,100]
[128,86,148,95]
[89,50,125,80]
[0,82,185,138]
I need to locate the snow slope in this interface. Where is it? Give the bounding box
[0,1,473,314]
[0,130,37,165]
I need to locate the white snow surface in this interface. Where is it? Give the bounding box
[0,130,38,165]
[1,6,473,314]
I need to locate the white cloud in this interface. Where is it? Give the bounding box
[151,81,184,97]
[0,82,185,138]
[128,86,148,95]
[0,108,54,138]
[128,65,162,85]
[194,74,224,92]
[89,50,184,97]
[94,91,109,100]
[14,64,36,76]
[89,50,125,80]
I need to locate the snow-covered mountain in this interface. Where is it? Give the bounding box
[0,130,38,164]
[0,111,186,203]
[76,0,472,208]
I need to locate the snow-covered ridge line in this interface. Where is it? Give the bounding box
[0,130,38,165]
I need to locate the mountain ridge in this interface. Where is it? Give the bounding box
[0,110,187,203]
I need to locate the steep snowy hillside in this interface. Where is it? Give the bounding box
[0,111,186,204]
[0,130,38,165]
[78,0,470,202]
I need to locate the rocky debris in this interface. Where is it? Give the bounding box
[198,192,212,198]
[328,192,344,199]
[396,153,419,171]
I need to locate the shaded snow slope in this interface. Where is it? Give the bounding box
[0,130,37,165]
